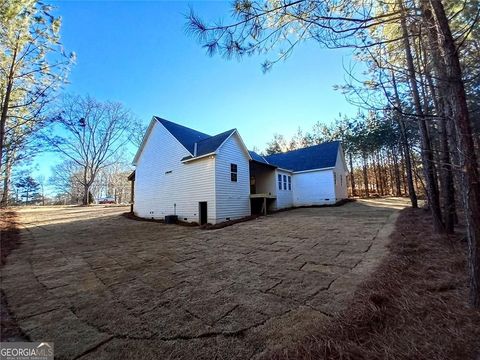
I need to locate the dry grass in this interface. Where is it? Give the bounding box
[268,208,480,360]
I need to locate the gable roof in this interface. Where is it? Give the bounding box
[264,141,340,172]
[196,129,236,156]
[137,117,251,163]
[155,117,210,154]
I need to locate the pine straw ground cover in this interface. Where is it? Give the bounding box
[0,209,27,341]
[0,210,20,266]
[269,207,480,360]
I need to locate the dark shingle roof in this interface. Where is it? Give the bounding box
[155,117,210,154]
[264,141,340,172]
[248,151,270,165]
[196,129,235,156]
[154,117,340,170]
[156,117,240,159]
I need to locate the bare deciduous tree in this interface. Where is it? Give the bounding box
[45,95,134,205]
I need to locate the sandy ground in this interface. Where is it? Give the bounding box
[0,198,408,359]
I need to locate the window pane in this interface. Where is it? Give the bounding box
[278,174,282,190]
[231,173,237,182]
[288,176,291,190]
[283,175,287,190]
[231,163,237,173]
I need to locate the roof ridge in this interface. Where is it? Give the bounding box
[264,140,340,158]
[262,141,340,172]
[154,116,211,154]
[196,128,236,144]
[154,116,211,137]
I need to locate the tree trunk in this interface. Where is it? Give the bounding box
[427,0,480,307]
[378,153,385,195]
[437,101,456,234]
[391,72,418,207]
[1,154,12,206]
[349,152,356,196]
[421,1,457,233]
[372,156,380,194]
[398,0,443,231]
[83,184,89,205]
[0,40,18,177]
[363,156,369,198]
[393,150,402,196]
[400,148,407,194]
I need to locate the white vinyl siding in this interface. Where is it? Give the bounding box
[255,169,276,195]
[292,169,336,206]
[214,133,250,221]
[134,121,216,223]
[333,145,348,200]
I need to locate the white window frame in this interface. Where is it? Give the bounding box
[231,163,238,182]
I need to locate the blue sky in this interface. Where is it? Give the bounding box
[34,0,357,187]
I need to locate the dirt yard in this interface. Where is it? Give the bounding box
[0,199,408,359]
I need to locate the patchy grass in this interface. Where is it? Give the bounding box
[0,209,27,341]
[267,208,480,360]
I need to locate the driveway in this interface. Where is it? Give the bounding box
[1,198,408,359]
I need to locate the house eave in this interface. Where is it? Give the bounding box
[181,152,217,163]
[250,159,277,169]
[276,167,294,173]
[293,166,335,174]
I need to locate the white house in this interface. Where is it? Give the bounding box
[131,117,348,224]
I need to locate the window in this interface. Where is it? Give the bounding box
[334,172,337,185]
[283,175,287,190]
[288,176,292,190]
[231,163,237,182]
[278,174,282,190]
[340,175,343,186]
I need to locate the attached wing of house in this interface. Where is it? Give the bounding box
[131,117,348,224]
